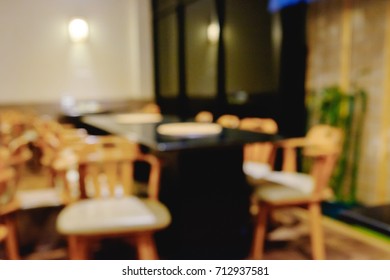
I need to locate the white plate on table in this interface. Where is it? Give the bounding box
[157,122,222,138]
[113,113,163,124]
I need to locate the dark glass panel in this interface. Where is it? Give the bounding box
[155,0,179,13]
[157,13,179,97]
[225,0,279,96]
[185,0,217,98]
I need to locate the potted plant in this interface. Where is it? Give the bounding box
[306,86,367,205]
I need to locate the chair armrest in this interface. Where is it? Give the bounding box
[271,137,307,172]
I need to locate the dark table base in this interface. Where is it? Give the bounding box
[155,146,253,260]
[76,116,264,259]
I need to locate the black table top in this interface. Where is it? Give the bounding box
[83,114,279,152]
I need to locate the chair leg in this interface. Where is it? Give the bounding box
[68,235,89,260]
[250,203,269,260]
[135,234,158,260]
[308,202,325,260]
[0,225,7,242]
[3,215,20,260]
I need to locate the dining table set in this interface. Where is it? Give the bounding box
[1,106,341,260]
[81,111,278,259]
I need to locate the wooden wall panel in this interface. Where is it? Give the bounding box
[307,0,389,205]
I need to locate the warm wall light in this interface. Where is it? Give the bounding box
[68,18,89,42]
[207,22,220,44]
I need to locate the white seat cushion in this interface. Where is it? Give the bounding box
[251,172,316,203]
[263,171,314,194]
[17,189,64,209]
[255,183,312,203]
[243,162,271,179]
[56,196,171,235]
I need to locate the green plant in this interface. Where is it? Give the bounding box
[306,86,367,204]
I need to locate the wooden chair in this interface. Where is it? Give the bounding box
[7,133,34,182]
[240,118,278,134]
[216,114,240,129]
[55,136,171,259]
[249,124,343,260]
[0,110,33,144]
[195,111,213,123]
[0,149,20,259]
[34,128,86,187]
[239,118,279,215]
[4,116,87,212]
[139,103,161,114]
[239,118,278,177]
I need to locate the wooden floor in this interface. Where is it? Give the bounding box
[2,166,390,260]
[261,208,390,260]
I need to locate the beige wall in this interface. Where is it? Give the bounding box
[0,0,154,104]
[307,0,390,205]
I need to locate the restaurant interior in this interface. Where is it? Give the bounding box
[1,0,390,260]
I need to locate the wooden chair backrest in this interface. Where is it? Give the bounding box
[239,118,278,134]
[0,147,10,170]
[0,110,30,138]
[216,114,240,129]
[195,111,213,123]
[7,133,35,185]
[239,118,278,163]
[73,136,161,200]
[0,167,17,215]
[0,146,16,204]
[140,103,161,114]
[35,124,87,167]
[304,125,344,194]
[304,124,344,157]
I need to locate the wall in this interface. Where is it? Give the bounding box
[307,0,390,205]
[0,0,154,104]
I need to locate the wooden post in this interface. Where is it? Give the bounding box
[377,1,390,203]
[340,0,352,92]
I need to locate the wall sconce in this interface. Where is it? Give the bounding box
[68,18,89,43]
[207,22,220,44]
